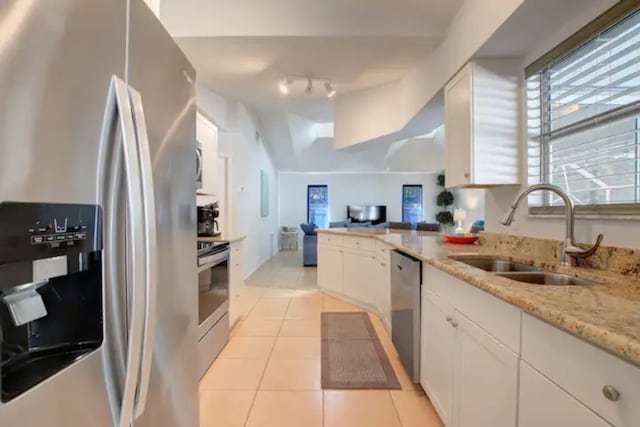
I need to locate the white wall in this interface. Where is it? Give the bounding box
[278,172,485,231]
[334,0,525,149]
[197,85,279,276]
[485,0,640,250]
[143,0,160,17]
[453,188,486,230]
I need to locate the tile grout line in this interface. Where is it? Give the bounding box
[322,388,326,427]
[388,389,405,427]
[242,298,291,427]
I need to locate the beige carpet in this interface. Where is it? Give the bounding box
[321,312,400,390]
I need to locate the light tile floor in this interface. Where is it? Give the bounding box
[246,250,318,290]
[200,252,443,427]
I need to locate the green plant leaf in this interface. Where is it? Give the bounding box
[435,211,454,225]
[436,190,454,206]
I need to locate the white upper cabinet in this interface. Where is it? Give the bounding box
[196,113,218,196]
[444,60,521,188]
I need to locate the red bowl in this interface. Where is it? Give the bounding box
[443,234,479,244]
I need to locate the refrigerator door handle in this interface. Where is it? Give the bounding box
[128,87,158,419]
[101,76,147,427]
[196,146,203,181]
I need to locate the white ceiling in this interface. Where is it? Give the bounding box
[162,0,614,172]
[257,111,446,173]
[162,0,463,37]
[163,0,463,122]
[159,0,464,171]
[177,36,441,122]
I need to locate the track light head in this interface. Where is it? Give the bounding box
[278,78,290,95]
[324,81,337,98]
[278,76,336,98]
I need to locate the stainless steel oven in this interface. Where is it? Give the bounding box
[197,240,230,376]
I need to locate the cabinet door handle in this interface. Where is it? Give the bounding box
[602,385,620,401]
[445,316,453,322]
[464,172,470,178]
[450,320,459,328]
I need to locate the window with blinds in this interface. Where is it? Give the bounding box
[527,4,640,215]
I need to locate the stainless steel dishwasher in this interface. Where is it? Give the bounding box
[390,249,422,382]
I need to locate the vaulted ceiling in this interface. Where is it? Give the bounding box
[162,0,462,122]
[159,0,611,172]
[157,0,463,172]
[176,36,441,123]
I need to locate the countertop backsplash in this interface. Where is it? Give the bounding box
[480,232,640,280]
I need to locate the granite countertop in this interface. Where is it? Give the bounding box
[198,235,246,243]
[317,228,640,366]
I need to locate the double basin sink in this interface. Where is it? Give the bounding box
[448,255,600,287]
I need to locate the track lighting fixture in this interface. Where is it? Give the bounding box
[277,76,337,98]
[278,78,290,95]
[324,81,336,98]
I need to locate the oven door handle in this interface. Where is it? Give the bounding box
[198,248,230,268]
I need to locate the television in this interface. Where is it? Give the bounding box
[347,205,387,225]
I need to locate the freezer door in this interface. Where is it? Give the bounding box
[127,1,199,426]
[0,0,128,426]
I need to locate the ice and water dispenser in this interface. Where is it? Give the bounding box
[0,202,103,402]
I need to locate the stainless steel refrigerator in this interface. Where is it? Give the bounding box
[0,0,199,426]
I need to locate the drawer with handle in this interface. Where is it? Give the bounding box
[522,313,640,427]
[376,241,391,262]
[318,233,344,247]
[343,235,376,251]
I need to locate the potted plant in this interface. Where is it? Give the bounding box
[435,173,454,232]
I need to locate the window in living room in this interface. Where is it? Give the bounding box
[402,185,423,223]
[307,185,329,228]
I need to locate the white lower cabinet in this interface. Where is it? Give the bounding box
[317,235,391,322]
[376,256,391,329]
[454,313,518,427]
[519,361,611,427]
[522,313,640,427]
[422,266,640,427]
[421,288,518,427]
[420,291,456,426]
[228,240,245,326]
[343,248,377,309]
[318,245,344,294]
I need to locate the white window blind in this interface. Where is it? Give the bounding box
[527,7,640,214]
